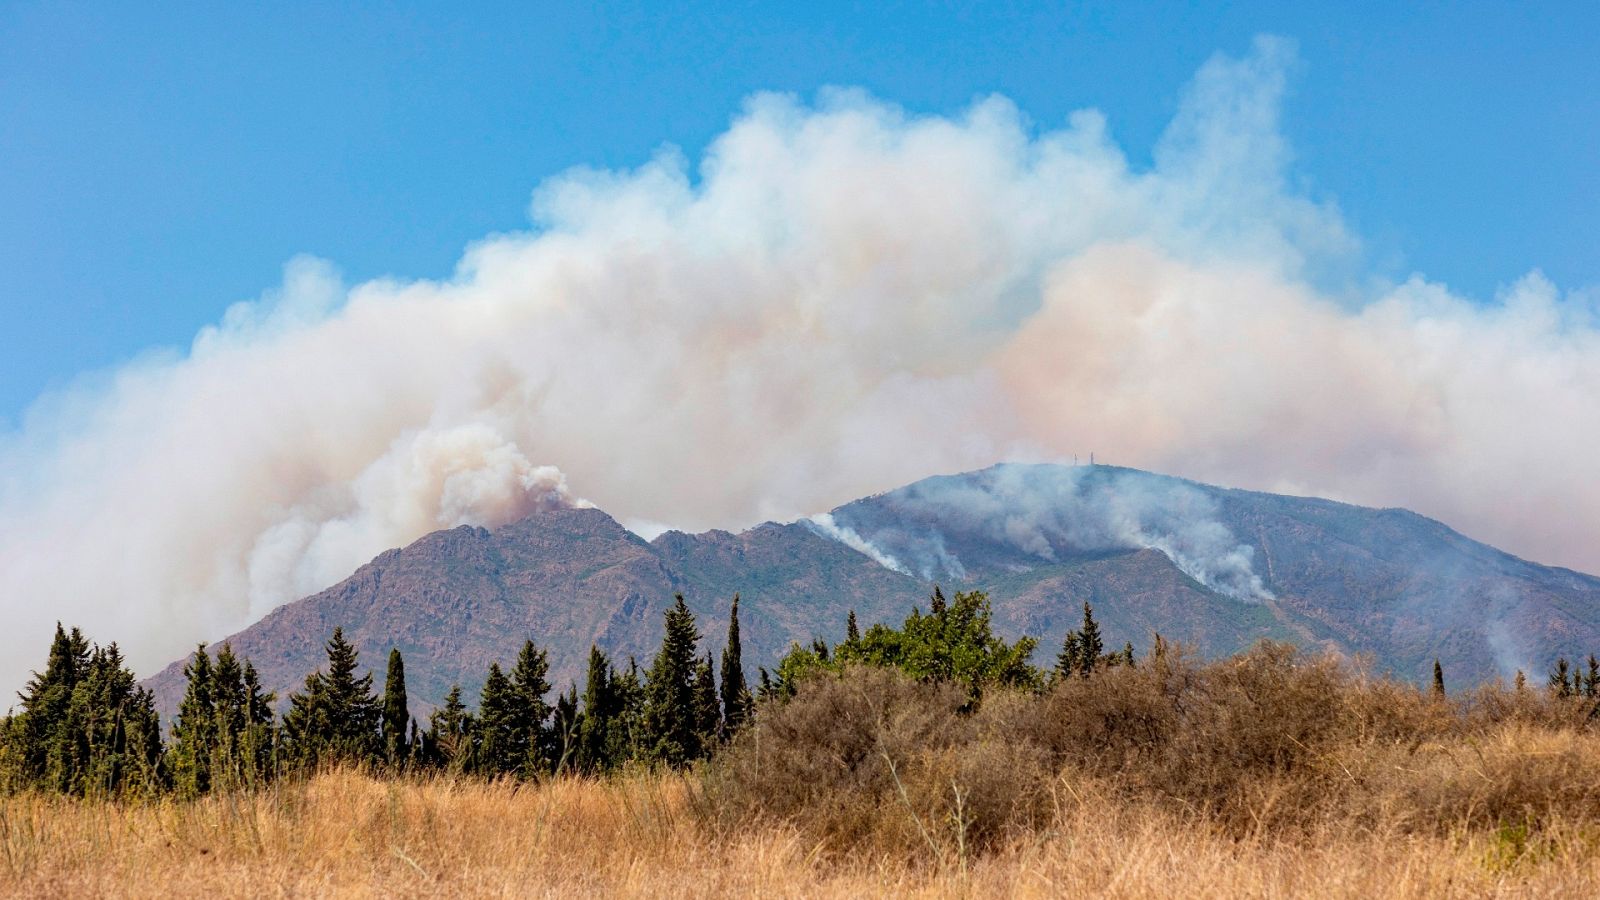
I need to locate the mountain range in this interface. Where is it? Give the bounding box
[145,463,1600,716]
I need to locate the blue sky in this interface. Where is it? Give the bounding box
[1,1,1595,425]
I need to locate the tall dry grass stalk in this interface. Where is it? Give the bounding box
[0,765,1598,898]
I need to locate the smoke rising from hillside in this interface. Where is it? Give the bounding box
[2,36,1598,694]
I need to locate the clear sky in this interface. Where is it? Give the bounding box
[1,1,1595,425]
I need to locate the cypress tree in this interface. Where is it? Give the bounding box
[1431,659,1446,697]
[693,652,721,753]
[552,684,580,774]
[508,640,553,776]
[644,594,702,766]
[382,648,409,766]
[719,595,751,734]
[577,646,616,772]
[1077,602,1104,678]
[169,646,216,797]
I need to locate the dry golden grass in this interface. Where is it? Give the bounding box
[2,765,1599,898]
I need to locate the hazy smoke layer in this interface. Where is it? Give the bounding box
[2,36,1598,695]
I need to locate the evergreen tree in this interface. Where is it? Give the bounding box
[1055,631,1081,682]
[169,645,216,797]
[644,594,702,766]
[1431,659,1446,698]
[382,648,409,766]
[425,685,473,772]
[577,646,617,772]
[209,645,248,790]
[693,652,721,751]
[280,628,381,767]
[552,684,580,774]
[1550,657,1574,698]
[1077,602,1104,678]
[1121,641,1136,667]
[1514,670,1527,692]
[719,595,751,734]
[508,640,554,776]
[11,624,90,792]
[1585,655,1600,699]
[845,609,861,645]
[239,660,276,785]
[476,662,517,776]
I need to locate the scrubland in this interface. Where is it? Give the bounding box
[7,644,1600,898]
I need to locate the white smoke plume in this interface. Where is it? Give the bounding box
[822,464,1274,601]
[2,36,1598,695]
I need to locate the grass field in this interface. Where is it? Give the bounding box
[3,763,1599,898]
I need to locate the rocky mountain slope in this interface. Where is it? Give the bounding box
[145,464,1600,716]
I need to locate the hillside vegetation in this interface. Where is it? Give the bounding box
[7,589,1600,895]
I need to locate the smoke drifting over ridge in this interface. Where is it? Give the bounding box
[2,36,1598,694]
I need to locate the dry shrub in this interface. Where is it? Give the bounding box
[712,642,1600,860]
[705,666,1051,860]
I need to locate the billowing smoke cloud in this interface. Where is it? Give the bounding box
[2,36,1598,695]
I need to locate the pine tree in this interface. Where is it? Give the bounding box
[1077,602,1104,678]
[644,594,702,766]
[425,685,473,771]
[1121,641,1135,667]
[1585,655,1600,699]
[1055,631,1081,682]
[382,648,409,766]
[239,660,275,785]
[169,645,216,797]
[476,662,517,776]
[508,640,553,776]
[1550,657,1574,698]
[719,595,751,734]
[845,609,861,645]
[281,628,381,767]
[209,645,247,790]
[1431,659,1446,697]
[1514,670,1527,692]
[11,624,91,792]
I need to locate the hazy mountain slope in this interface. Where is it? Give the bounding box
[145,463,1600,717]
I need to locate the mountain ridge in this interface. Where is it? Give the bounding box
[144,463,1600,718]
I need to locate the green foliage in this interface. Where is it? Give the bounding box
[775,588,1040,700]
[169,646,215,797]
[381,649,409,765]
[423,685,474,772]
[281,628,381,768]
[509,640,554,776]
[0,626,163,797]
[719,595,751,735]
[644,594,704,766]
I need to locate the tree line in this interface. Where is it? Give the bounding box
[0,592,753,798]
[7,583,1581,800]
